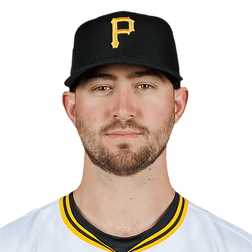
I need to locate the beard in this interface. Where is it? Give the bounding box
[75,107,175,177]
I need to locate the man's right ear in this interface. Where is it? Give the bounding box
[62,91,76,126]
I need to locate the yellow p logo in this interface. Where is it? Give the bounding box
[111,17,135,49]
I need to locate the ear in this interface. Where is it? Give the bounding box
[62,91,76,126]
[174,87,188,124]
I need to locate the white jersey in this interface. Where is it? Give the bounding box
[0,192,251,252]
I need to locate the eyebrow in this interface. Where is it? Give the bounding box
[81,68,167,85]
[84,73,116,81]
[127,70,166,83]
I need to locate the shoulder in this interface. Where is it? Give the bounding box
[0,199,61,251]
[183,201,252,251]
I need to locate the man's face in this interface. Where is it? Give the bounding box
[74,64,175,176]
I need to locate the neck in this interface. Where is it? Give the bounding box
[73,149,175,237]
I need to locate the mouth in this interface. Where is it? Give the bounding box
[109,130,140,134]
[108,133,140,139]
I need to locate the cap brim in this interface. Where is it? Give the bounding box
[64,57,182,89]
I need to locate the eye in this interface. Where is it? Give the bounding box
[93,84,154,92]
[137,84,154,90]
[93,86,111,92]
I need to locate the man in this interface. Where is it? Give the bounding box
[0,11,251,252]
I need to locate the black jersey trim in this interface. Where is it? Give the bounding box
[59,193,188,252]
[60,195,116,251]
[129,196,188,251]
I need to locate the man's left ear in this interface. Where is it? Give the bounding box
[174,87,188,124]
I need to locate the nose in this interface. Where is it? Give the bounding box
[111,89,136,120]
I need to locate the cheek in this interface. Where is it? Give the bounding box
[142,95,174,127]
[143,102,164,128]
[76,99,107,126]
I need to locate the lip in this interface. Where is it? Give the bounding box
[108,134,139,139]
[108,130,140,139]
[109,130,139,136]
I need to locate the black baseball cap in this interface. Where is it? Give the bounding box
[64,11,182,91]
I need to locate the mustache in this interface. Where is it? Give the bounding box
[75,110,150,136]
[99,119,150,137]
